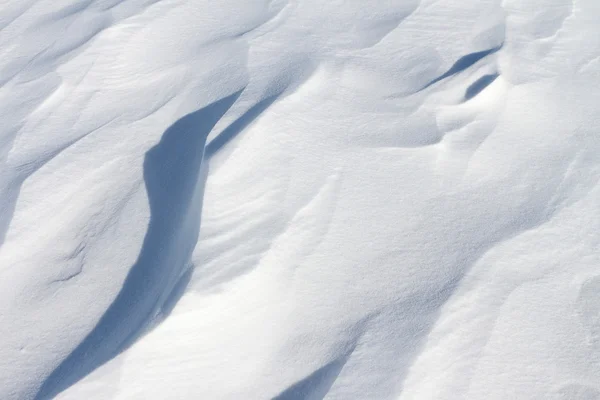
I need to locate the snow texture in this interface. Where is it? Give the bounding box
[0,0,599,399]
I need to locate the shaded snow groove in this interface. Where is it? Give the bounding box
[272,352,353,400]
[271,315,370,400]
[420,44,503,91]
[464,73,499,101]
[205,93,281,158]
[34,90,243,400]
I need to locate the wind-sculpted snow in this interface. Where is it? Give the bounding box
[420,45,502,92]
[1,0,600,399]
[35,91,242,400]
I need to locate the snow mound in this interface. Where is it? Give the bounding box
[0,0,599,399]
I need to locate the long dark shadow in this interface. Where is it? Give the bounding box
[421,44,502,91]
[205,93,280,159]
[272,352,353,400]
[35,90,242,400]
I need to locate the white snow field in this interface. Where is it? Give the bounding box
[1,0,600,398]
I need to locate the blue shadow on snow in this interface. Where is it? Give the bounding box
[35,90,242,399]
[421,44,502,91]
[464,73,499,101]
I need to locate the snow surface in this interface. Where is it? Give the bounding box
[1,0,600,399]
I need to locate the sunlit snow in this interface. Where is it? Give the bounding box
[1,0,599,399]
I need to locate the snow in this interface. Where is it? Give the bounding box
[0,0,599,399]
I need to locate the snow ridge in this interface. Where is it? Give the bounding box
[1,0,600,399]
[36,91,242,399]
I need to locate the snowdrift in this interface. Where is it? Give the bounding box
[0,0,599,399]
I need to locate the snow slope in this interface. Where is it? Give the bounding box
[1,0,599,399]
